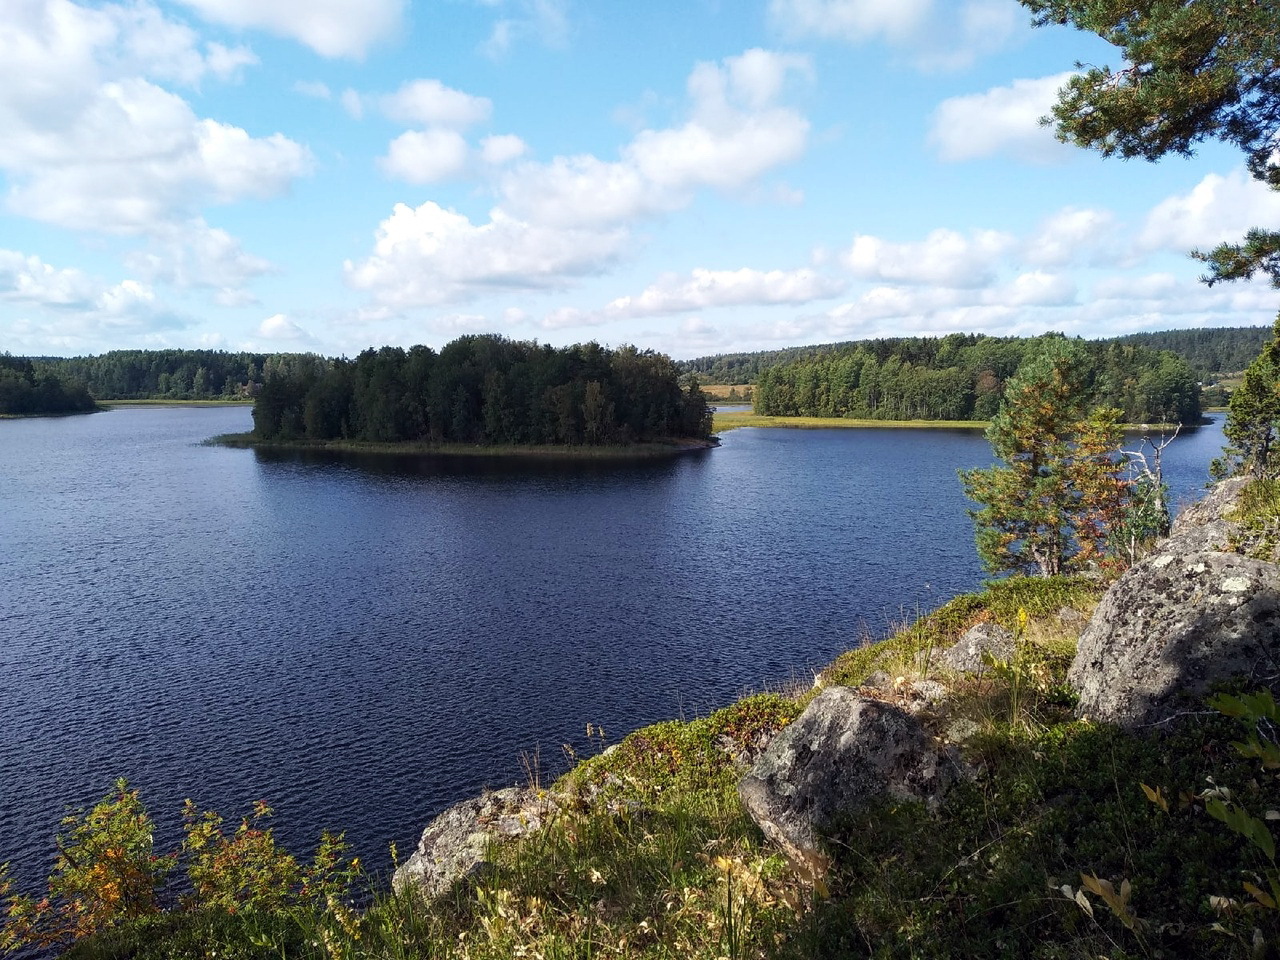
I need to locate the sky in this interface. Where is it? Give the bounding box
[3,0,1279,361]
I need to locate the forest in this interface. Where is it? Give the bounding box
[751,332,1202,424]
[680,325,1270,385]
[0,354,96,416]
[250,335,714,446]
[32,349,321,400]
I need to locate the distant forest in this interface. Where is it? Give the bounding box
[0,354,96,416]
[252,335,713,446]
[32,349,320,400]
[679,325,1271,384]
[751,333,1202,425]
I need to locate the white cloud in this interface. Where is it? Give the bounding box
[1137,169,1280,253]
[480,134,527,165]
[258,312,311,341]
[351,49,813,310]
[171,0,404,58]
[0,2,312,239]
[844,228,1015,287]
[381,79,492,129]
[124,219,274,302]
[500,49,811,227]
[345,201,629,307]
[929,73,1074,163]
[1024,206,1120,267]
[337,89,363,119]
[605,267,846,318]
[380,129,471,184]
[0,247,189,347]
[768,0,1018,69]
[293,80,332,99]
[482,0,570,58]
[536,266,845,331]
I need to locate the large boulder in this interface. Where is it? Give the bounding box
[1070,549,1280,728]
[738,687,964,882]
[393,787,559,900]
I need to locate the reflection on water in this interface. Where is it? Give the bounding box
[0,407,1223,891]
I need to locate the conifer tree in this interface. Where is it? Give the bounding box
[962,341,1129,576]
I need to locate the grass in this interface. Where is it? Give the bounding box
[31,573,1280,960]
[207,432,716,459]
[1229,475,1280,561]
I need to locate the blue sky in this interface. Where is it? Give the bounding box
[3,0,1278,360]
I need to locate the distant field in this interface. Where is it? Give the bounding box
[713,412,988,432]
[698,384,754,402]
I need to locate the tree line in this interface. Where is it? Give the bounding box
[0,355,96,416]
[751,333,1202,425]
[251,335,714,446]
[678,325,1271,386]
[31,349,323,400]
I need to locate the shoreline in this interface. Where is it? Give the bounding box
[207,432,719,459]
[102,399,254,407]
[712,412,1206,433]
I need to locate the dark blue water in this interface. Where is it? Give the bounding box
[0,408,1222,890]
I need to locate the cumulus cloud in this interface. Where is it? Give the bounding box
[1137,169,1280,253]
[344,201,629,307]
[843,228,1015,287]
[381,79,492,128]
[0,247,189,347]
[929,73,1075,163]
[480,134,527,165]
[124,219,274,302]
[171,0,404,58]
[499,48,811,227]
[605,267,846,319]
[257,312,312,341]
[0,0,309,302]
[768,0,1019,70]
[1024,207,1121,267]
[352,49,813,308]
[380,129,471,184]
[535,267,845,331]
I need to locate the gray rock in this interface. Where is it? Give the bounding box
[393,787,560,900]
[1069,550,1280,728]
[738,686,964,883]
[935,623,1015,675]
[1165,476,1248,554]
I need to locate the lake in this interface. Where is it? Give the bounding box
[0,406,1224,889]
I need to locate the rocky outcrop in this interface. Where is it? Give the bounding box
[934,623,1014,675]
[393,787,560,900]
[1070,550,1280,728]
[738,687,965,882]
[1163,475,1248,554]
[1068,477,1279,729]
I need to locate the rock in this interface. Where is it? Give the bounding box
[945,718,981,743]
[935,623,1015,675]
[1069,550,1280,728]
[905,679,949,709]
[393,787,560,900]
[1165,476,1248,554]
[738,686,965,883]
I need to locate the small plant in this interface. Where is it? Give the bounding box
[0,779,173,950]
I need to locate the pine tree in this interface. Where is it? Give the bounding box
[962,341,1129,576]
